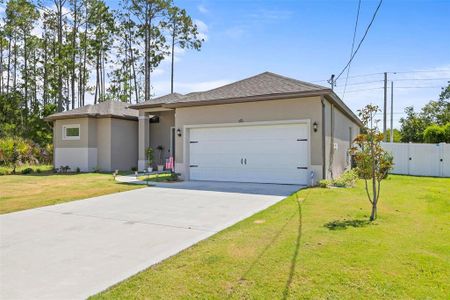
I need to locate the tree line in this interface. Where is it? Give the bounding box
[399,83,450,143]
[0,0,203,146]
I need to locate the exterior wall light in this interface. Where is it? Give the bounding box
[176,128,182,137]
[313,122,318,132]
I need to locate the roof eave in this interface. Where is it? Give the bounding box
[163,90,331,108]
[324,92,363,127]
[44,113,138,122]
[129,103,165,109]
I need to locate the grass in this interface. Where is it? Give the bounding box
[0,172,143,214]
[137,172,178,182]
[92,175,450,299]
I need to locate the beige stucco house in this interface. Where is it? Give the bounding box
[45,101,139,172]
[46,72,362,185]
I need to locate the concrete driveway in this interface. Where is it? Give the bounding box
[0,181,301,300]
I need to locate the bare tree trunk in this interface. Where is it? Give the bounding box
[127,23,139,104]
[24,33,28,112]
[71,0,78,109]
[56,0,65,112]
[6,36,11,93]
[13,39,17,91]
[144,2,149,102]
[94,53,99,104]
[0,40,3,94]
[170,24,175,94]
[43,24,48,105]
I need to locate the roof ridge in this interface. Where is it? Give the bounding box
[197,72,271,94]
[263,71,329,90]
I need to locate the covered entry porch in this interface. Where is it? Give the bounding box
[137,108,175,171]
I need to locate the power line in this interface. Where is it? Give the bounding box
[311,70,449,85]
[342,0,362,100]
[390,69,450,74]
[340,79,383,86]
[335,0,384,82]
[393,78,450,81]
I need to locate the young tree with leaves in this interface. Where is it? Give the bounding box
[351,104,393,221]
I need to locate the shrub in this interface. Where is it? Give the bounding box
[423,124,446,143]
[131,166,138,172]
[76,167,81,173]
[36,168,42,173]
[319,179,332,188]
[21,167,33,175]
[0,137,53,166]
[444,123,450,143]
[319,169,359,188]
[333,169,359,188]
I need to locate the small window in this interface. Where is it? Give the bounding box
[63,124,80,140]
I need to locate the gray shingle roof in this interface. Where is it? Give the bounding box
[130,72,329,109]
[178,72,328,103]
[131,93,185,108]
[45,101,138,121]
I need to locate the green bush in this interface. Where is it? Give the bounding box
[319,179,332,188]
[423,124,446,143]
[21,167,33,174]
[320,169,359,188]
[0,137,52,166]
[333,169,359,187]
[444,123,450,143]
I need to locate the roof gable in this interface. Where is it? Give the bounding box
[45,101,138,121]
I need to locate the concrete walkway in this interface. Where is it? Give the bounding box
[0,181,302,300]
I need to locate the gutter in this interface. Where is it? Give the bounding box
[321,96,326,180]
[164,90,331,109]
[44,113,138,122]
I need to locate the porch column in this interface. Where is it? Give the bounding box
[138,112,150,171]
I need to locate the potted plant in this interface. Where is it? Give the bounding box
[146,147,154,173]
[156,145,164,171]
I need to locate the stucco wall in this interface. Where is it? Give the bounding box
[97,118,111,171]
[149,110,175,166]
[174,97,324,179]
[54,118,91,148]
[323,99,360,179]
[110,118,138,171]
[53,118,97,171]
[53,117,138,172]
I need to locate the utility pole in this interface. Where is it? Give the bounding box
[390,81,394,143]
[327,74,336,91]
[383,72,387,141]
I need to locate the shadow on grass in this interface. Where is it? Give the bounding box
[227,191,304,299]
[281,192,303,300]
[324,219,371,230]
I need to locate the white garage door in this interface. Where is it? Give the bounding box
[188,122,309,185]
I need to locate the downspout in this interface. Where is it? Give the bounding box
[321,96,326,179]
[328,102,335,180]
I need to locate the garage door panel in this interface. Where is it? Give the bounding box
[190,140,304,155]
[189,122,309,185]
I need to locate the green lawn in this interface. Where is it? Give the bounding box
[93,175,450,299]
[0,173,143,214]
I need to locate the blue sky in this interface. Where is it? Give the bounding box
[150,0,450,128]
[1,0,449,128]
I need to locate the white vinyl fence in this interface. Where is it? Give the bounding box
[381,142,450,177]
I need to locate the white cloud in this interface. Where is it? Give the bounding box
[197,4,208,14]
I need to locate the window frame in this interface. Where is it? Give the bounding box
[62,124,81,141]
